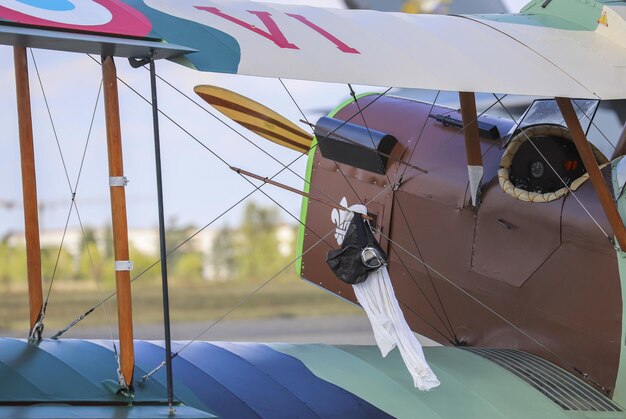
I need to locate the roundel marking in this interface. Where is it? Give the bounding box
[0,0,152,37]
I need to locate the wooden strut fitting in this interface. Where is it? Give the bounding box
[459,91,484,206]
[102,56,134,387]
[556,97,626,250]
[14,46,43,330]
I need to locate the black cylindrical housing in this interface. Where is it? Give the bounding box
[314,116,398,175]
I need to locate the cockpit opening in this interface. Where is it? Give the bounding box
[509,129,585,194]
[499,123,608,203]
[498,99,610,203]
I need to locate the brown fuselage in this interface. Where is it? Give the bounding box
[300,95,622,394]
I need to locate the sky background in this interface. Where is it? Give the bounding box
[0,0,528,237]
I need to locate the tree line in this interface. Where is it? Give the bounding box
[0,202,297,288]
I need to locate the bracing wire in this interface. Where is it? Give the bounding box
[74,81,102,192]
[52,187,259,339]
[397,90,443,180]
[277,80,457,342]
[151,65,391,209]
[390,93,506,344]
[72,202,118,348]
[311,89,614,375]
[139,179,459,382]
[55,134,425,343]
[151,70,343,207]
[572,100,617,151]
[50,83,118,343]
[64,58,528,350]
[389,94,508,184]
[390,194,459,342]
[101,62,338,251]
[29,50,73,191]
[42,204,73,311]
[66,80,118,349]
[387,245,458,345]
[279,78,366,204]
[57,57,370,336]
[64,56,603,384]
[334,92,508,208]
[365,87,461,342]
[278,78,310,126]
[28,52,102,338]
[378,228,582,374]
[42,83,102,313]
[29,51,120,353]
[29,50,74,320]
[118,62,411,260]
[53,144,324,338]
[55,64,509,337]
[144,63,362,211]
[42,55,587,391]
[345,84,458,342]
[138,227,336,384]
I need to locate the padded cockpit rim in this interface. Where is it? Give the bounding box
[498,124,608,203]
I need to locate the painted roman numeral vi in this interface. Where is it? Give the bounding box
[195,6,359,54]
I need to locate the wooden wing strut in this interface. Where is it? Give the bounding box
[14,46,43,332]
[459,92,484,206]
[102,56,134,388]
[556,97,626,250]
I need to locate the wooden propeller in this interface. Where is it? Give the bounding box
[194,85,313,153]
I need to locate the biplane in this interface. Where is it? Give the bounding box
[1,0,626,418]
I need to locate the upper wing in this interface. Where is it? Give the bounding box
[0,0,625,99]
[142,0,626,99]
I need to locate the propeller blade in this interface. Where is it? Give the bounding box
[194,85,313,153]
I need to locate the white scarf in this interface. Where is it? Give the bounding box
[348,205,440,391]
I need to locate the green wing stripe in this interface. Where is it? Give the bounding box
[271,344,588,419]
[270,343,440,418]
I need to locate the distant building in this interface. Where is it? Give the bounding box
[276,225,296,258]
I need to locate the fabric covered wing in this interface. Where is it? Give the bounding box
[141,0,626,99]
[1,0,625,98]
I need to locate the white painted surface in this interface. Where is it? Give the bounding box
[146,0,626,99]
[468,165,484,206]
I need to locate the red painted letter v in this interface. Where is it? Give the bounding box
[195,6,299,49]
